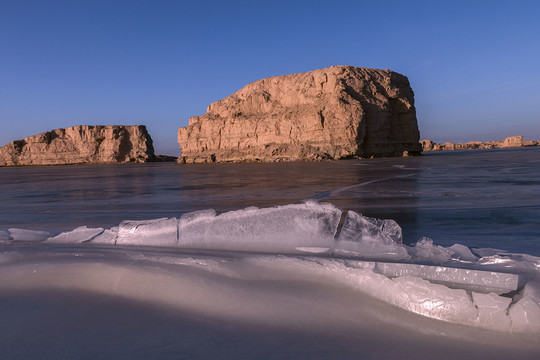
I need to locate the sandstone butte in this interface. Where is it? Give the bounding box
[0,125,156,166]
[420,136,540,152]
[177,65,422,164]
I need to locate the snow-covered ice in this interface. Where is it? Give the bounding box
[2,202,540,338]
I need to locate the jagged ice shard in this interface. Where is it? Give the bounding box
[334,210,409,260]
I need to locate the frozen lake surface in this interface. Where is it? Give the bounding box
[1,148,539,359]
[1,147,539,254]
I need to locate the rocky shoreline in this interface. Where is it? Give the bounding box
[420,136,539,152]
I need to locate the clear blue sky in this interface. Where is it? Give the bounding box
[1,0,539,155]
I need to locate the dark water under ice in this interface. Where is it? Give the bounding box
[1,147,539,255]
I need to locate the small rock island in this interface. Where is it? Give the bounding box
[0,125,155,166]
[178,65,422,163]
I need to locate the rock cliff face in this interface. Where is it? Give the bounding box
[0,125,155,166]
[420,136,538,152]
[178,65,421,163]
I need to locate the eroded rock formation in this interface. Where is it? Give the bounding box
[178,65,421,163]
[420,136,538,152]
[0,125,155,166]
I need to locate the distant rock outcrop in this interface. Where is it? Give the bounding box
[420,136,538,152]
[0,125,155,166]
[178,65,421,163]
[502,135,524,148]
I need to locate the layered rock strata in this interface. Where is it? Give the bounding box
[420,136,539,152]
[178,65,421,163]
[0,125,155,166]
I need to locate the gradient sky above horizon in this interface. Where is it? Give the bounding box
[1,0,539,155]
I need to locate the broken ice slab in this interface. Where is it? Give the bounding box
[178,202,341,253]
[116,218,178,247]
[8,228,53,241]
[373,262,519,295]
[46,226,104,244]
[334,211,409,261]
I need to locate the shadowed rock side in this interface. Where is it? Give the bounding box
[420,136,540,152]
[0,125,155,166]
[178,65,422,163]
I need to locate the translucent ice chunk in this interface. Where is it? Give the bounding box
[472,292,512,330]
[178,202,341,253]
[47,226,104,244]
[449,243,479,262]
[374,262,519,295]
[8,228,52,241]
[116,218,178,247]
[334,211,409,260]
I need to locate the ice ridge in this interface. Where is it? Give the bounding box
[2,202,540,332]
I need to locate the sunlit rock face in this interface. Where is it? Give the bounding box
[178,65,421,163]
[0,125,155,166]
[502,135,524,147]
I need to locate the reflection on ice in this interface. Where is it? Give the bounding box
[1,201,540,334]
